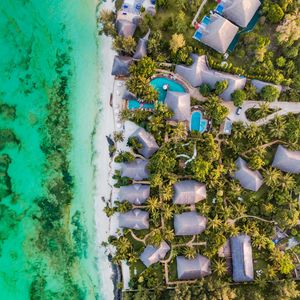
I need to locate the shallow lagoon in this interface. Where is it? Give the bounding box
[0,0,102,298]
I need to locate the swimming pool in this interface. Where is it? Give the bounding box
[128,100,154,110]
[128,76,186,110]
[150,77,186,102]
[190,111,207,133]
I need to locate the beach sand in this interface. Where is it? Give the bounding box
[92,0,116,298]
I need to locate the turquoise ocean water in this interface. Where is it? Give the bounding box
[0,0,102,299]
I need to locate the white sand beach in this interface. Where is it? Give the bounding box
[93,0,117,298]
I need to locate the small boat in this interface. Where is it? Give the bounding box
[110,93,113,107]
[106,135,115,146]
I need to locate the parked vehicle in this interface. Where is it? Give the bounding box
[236,106,242,115]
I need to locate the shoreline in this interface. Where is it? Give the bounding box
[93,0,117,298]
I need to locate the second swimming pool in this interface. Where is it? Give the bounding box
[190,111,208,133]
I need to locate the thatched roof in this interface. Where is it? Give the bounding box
[176,255,211,280]
[119,209,149,230]
[230,234,254,282]
[251,79,282,94]
[234,158,263,191]
[123,89,136,100]
[173,180,206,204]
[174,212,207,236]
[221,0,261,28]
[272,145,300,174]
[111,56,133,77]
[130,127,159,158]
[200,14,239,54]
[133,30,150,59]
[116,19,137,37]
[140,241,170,267]
[176,54,246,100]
[119,184,150,205]
[121,159,149,180]
[165,91,191,121]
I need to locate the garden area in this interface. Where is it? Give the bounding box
[105,94,300,298]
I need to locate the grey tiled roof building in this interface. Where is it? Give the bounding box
[230,234,254,282]
[176,255,211,280]
[174,212,207,236]
[173,180,206,205]
[119,209,149,230]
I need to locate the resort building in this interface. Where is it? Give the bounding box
[121,159,149,180]
[176,255,211,280]
[118,184,150,205]
[174,212,207,236]
[130,127,159,158]
[175,54,246,101]
[230,234,254,282]
[215,0,261,28]
[111,56,133,77]
[133,30,150,59]
[234,157,263,192]
[173,180,206,205]
[116,18,137,37]
[272,145,300,174]
[165,91,191,122]
[193,14,239,54]
[119,209,149,230]
[140,241,170,267]
[251,79,282,95]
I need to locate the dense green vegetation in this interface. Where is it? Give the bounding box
[245,104,279,121]
[100,0,300,297]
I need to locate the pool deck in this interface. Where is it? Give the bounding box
[156,69,205,102]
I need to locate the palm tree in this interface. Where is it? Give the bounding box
[160,184,173,202]
[163,227,175,242]
[213,259,227,277]
[227,182,242,198]
[252,233,269,250]
[263,167,281,188]
[233,203,247,217]
[183,246,197,259]
[170,123,187,142]
[162,204,174,221]
[280,173,296,191]
[146,196,160,213]
[147,228,163,247]
[116,236,131,254]
[246,124,259,140]
[268,115,286,139]
[256,102,271,119]
[208,215,222,230]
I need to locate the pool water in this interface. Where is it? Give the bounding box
[150,77,186,102]
[202,16,211,25]
[190,111,208,133]
[128,76,186,110]
[128,100,154,110]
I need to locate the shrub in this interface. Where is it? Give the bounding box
[114,151,135,163]
[231,89,246,107]
[214,80,228,95]
[267,4,284,24]
[260,85,280,102]
[199,83,212,97]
